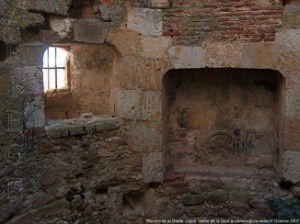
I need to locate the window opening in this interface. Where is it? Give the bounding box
[43,47,68,91]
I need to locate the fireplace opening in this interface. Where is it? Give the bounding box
[162,68,284,176]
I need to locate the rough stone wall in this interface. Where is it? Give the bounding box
[0,0,299,223]
[0,116,289,223]
[163,0,283,45]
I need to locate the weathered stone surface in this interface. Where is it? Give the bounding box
[24,95,45,128]
[112,89,161,121]
[0,0,8,17]
[17,12,45,29]
[168,46,205,69]
[13,66,44,95]
[143,152,164,183]
[113,56,171,90]
[241,42,279,69]
[25,0,72,15]
[293,187,300,200]
[285,74,300,120]
[141,36,172,58]
[127,7,163,36]
[49,17,72,40]
[106,28,141,56]
[283,2,300,29]
[7,199,71,224]
[127,121,162,153]
[12,43,47,67]
[275,29,300,52]
[182,193,205,206]
[0,18,21,44]
[204,43,244,68]
[106,186,123,211]
[284,120,300,151]
[99,0,127,26]
[72,19,111,44]
[282,151,300,182]
[150,0,170,8]
[112,89,141,120]
[46,116,121,138]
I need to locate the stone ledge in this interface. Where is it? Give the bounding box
[45,116,122,138]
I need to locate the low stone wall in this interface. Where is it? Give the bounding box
[0,117,299,223]
[0,117,144,223]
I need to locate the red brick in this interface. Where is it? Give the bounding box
[162,0,283,45]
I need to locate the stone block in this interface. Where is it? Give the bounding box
[283,3,300,29]
[18,12,45,29]
[25,0,71,15]
[107,186,123,212]
[112,89,161,121]
[182,193,205,206]
[127,8,162,36]
[282,150,300,183]
[72,19,111,44]
[99,1,127,26]
[241,42,279,69]
[143,152,164,183]
[127,121,162,153]
[284,119,300,151]
[0,18,21,44]
[142,91,162,119]
[204,43,244,68]
[0,64,11,94]
[285,84,300,119]
[39,30,66,44]
[0,0,8,17]
[150,0,170,8]
[113,56,171,90]
[112,89,141,120]
[45,116,121,138]
[106,28,141,56]
[49,17,72,40]
[24,95,46,129]
[13,44,47,67]
[275,29,300,52]
[13,66,44,95]
[168,46,205,69]
[141,36,172,58]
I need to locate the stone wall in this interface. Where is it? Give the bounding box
[0,0,299,223]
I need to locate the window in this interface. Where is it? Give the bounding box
[43,47,68,91]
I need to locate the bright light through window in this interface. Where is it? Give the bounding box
[43,47,68,91]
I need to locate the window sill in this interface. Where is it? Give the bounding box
[44,88,71,96]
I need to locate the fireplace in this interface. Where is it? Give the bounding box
[163,68,284,175]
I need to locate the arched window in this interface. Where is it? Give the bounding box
[43,47,68,91]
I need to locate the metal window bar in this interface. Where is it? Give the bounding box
[43,47,66,90]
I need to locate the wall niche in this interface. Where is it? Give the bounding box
[163,68,284,176]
